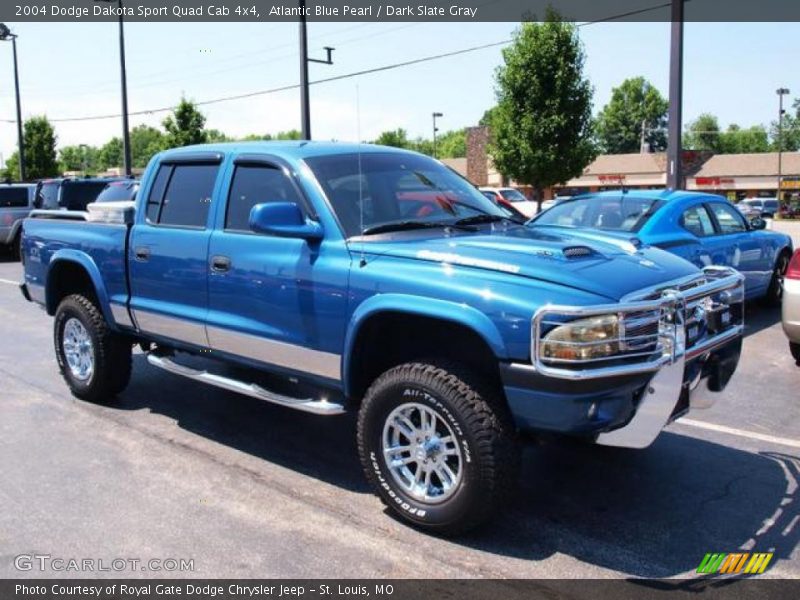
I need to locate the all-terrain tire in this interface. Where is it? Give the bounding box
[765,251,791,307]
[357,361,519,535]
[54,294,132,402]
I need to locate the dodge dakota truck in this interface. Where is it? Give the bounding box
[20,142,745,534]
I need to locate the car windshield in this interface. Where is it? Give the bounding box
[532,195,663,232]
[96,181,139,202]
[304,152,506,237]
[499,189,528,202]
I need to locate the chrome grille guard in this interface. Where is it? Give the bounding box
[530,266,745,380]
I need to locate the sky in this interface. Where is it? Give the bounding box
[0,20,798,166]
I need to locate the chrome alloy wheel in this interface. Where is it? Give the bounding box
[62,318,95,382]
[382,401,463,503]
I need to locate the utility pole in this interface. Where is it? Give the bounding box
[777,87,790,202]
[432,112,443,158]
[666,0,684,190]
[0,23,26,181]
[639,119,648,154]
[298,0,334,141]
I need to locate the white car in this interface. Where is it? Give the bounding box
[540,195,572,213]
[782,249,800,364]
[479,186,538,218]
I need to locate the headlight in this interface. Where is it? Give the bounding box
[541,314,621,361]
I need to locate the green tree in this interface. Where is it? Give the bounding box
[59,144,100,174]
[684,113,721,152]
[489,11,595,203]
[435,129,467,158]
[162,97,208,148]
[373,128,413,148]
[130,124,167,167]
[1,151,19,181]
[720,124,769,154]
[770,98,800,152]
[23,116,59,179]
[205,128,231,143]
[98,137,123,170]
[596,76,668,153]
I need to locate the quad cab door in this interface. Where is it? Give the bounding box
[205,154,349,384]
[128,152,224,348]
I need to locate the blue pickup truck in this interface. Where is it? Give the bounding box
[20,142,745,534]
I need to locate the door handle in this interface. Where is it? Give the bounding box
[211,255,231,273]
[134,247,150,261]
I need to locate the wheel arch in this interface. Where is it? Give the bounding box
[343,294,508,401]
[45,251,114,326]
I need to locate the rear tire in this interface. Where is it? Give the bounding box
[765,251,790,307]
[54,294,132,402]
[357,361,519,535]
[791,342,800,365]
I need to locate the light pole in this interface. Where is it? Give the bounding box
[95,0,132,176]
[0,23,26,181]
[666,0,684,190]
[777,87,790,202]
[432,112,443,158]
[298,0,334,140]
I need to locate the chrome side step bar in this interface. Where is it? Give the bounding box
[146,353,346,416]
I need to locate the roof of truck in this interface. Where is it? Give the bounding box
[158,141,420,161]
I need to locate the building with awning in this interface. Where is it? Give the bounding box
[686,152,800,201]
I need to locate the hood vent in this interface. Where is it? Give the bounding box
[563,245,595,259]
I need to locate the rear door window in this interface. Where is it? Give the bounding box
[60,181,110,211]
[681,205,715,237]
[0,187,29,207]
[156,164,219,228]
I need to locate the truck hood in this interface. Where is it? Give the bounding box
[359,226,699,301]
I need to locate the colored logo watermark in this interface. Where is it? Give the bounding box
[696,552,773,575]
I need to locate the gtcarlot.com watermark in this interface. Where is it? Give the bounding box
[14,553,195,573]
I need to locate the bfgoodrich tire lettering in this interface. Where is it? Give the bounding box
[357,361,519,535]
[54,294,132,402]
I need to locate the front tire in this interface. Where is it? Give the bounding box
[357,361,519,535]
[54,294,132,402]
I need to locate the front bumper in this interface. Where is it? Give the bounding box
[501,267,745,448]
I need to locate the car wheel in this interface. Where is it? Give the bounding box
[54,294,132,402]
[357,361,519,535]
[765,252,791,307]
[791,342,800,365]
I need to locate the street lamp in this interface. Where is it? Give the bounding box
[0,23,26,181]
[298,0,334,140]
[777,87,791,202]
[95,0,132,176]
[432,112,443,158]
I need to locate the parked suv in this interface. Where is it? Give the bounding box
[0,182,35,259]
[34,177,127,212]
[737,197,779,219]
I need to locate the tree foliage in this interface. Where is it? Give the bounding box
[488,11,596,200]
[684,113,721,152]
[162,97,208,148]
[770,97,800,152]
[1,151,19,181]
[684,114,770,154]
[596,76,668,153]
[59,145,101,174]
[23,116,60,180]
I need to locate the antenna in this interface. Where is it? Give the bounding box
[356,84,366,268]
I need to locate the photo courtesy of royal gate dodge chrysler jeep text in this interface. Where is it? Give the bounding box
[20,142,745,533]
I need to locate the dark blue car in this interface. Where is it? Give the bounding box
[531,190,793,304]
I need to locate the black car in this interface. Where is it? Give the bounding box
[94,180,140,203]
[34,177,129,211]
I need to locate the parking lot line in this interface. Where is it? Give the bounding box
[0,278,19,286]
[678,418,800,449]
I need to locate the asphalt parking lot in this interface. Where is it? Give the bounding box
[1,254,799,580]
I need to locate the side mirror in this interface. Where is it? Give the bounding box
[249,202,323,241]
[750,217,767,230]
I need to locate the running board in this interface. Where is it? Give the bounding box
[146,353,346,416]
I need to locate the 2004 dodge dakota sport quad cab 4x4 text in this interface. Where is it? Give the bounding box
[20,142,745,534]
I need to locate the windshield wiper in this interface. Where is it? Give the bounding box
[454,214,524,226]
[361,220,476,236]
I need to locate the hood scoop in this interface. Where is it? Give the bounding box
[562,245,596,259]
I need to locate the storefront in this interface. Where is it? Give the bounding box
[685,153,800,202]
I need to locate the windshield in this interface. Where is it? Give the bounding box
[499,189,528,203]
[96,181,139,202]
[532,195,663,232]
[304,152,506,237]
[37,182,60,209]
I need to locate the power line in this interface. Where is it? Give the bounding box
[0,2,672,124]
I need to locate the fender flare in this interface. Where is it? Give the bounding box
[46,249,115,327]
[8,219,23,243]
[342,293,508,397]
